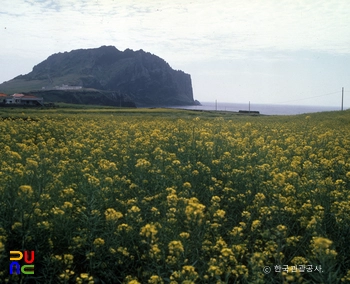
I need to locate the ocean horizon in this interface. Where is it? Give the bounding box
[170,102,343,115]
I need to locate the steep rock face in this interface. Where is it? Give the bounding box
[1,46,195,106]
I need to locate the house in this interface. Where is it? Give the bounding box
[0,93,14,104]
[0,93,44,106]
[19,95,44,106]
[0,93,11,104]
[0,93,8,101]
[12,93,24,104]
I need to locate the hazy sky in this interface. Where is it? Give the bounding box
[1,0,350,107]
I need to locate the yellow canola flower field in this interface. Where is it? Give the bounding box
[1,108,350,283]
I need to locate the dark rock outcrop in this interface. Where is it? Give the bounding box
[0,46,196,106]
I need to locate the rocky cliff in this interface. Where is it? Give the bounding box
[0,46,195,106]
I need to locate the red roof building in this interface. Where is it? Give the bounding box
[12,93,25,98]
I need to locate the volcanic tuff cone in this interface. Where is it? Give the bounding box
[0,46,195,107]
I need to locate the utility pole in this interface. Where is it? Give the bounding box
[215,99,217,111]
[249,101,250,113]
[341,87,344,111]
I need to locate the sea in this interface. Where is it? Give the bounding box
[169,102,342,116]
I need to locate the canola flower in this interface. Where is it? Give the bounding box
[104,208,123,221]
[140,223,158,239]
[93,238,105,247]
[0,108,350,283]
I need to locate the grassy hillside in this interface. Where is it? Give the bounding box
[0,79,46,94]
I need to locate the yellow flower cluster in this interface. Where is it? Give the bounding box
[104,208,123,221]
[185,197,205,225]
[18,185,33,196]
[93,238,105,247]
[167,240,184,265]
[311,237,337,258]
[140,223,158,240]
